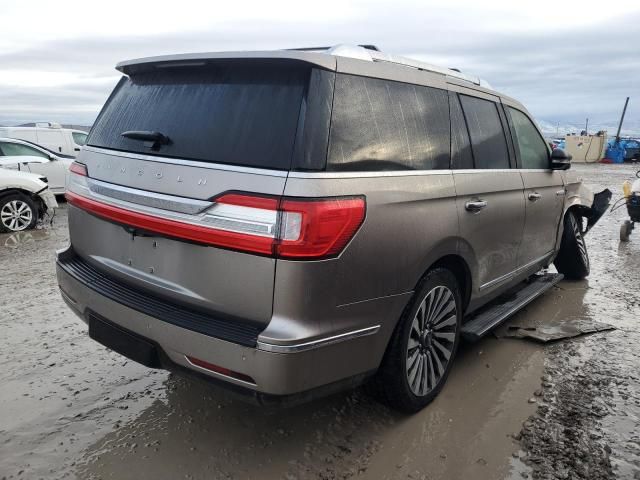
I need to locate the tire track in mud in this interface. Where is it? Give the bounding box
[517,341,616,479]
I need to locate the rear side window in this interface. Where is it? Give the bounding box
[507,107,549,169]
[88,65,309,170]
[327,74,450,171]
[449,92,473,169]
[459,95,510,169]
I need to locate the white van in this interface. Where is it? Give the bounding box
[0,123,88,157]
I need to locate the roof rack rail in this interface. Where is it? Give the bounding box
[314,44,491,88]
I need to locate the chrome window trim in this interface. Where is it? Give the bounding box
[288,170,453,179]
[82,146,289,178]
[257,325,380,353]
[84,147,555,179]
[479,251,555,291]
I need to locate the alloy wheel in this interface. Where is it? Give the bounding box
[1,200,33,232]
[406,286,458,396]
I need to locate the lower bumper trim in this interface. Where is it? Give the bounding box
[57,249,263,347]
[256,325,380,353]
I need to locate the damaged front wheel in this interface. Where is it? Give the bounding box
[554,211,590,280]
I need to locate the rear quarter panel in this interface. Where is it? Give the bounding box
[263,172,463,348]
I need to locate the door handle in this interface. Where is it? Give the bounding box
[528,192,542,202]
[556,189,566,196]
[465,200,488,212]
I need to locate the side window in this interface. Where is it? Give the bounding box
[0,142,48,158]
[507,107,550,169]
[72,132,88,146]
[327,74,450,171]
[449,92,474,169]
[459,95,510,169]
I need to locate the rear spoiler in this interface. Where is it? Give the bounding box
[116,51,336,76]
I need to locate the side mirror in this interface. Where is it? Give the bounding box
[550,149,572,170]
[49,155,56,161]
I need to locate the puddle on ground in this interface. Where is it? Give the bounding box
[1,165,639,479]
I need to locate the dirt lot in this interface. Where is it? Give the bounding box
[1,163,639,480]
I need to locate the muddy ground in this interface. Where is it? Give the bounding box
[1,163,638,480]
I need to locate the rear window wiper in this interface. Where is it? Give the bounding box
[121,131,171,150]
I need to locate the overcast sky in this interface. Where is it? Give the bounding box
[1,0,639,133]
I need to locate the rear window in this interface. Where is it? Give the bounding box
[88,65,309,170]
[327,74,450,171]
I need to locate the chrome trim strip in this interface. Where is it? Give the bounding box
[257,325,380,353]
[183,356,257,387]
[68,176,219,230]
[83,147,554,180]
[88,177,212,214]
[479,251,555,291]
[479,270,513,291]
[83,146,289,178]
[287,170,453,179]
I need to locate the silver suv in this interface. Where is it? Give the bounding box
[56,45,609,412]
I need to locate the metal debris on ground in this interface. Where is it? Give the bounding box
[495,320,615,343]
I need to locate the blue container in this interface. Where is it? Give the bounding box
[605,144,626,163]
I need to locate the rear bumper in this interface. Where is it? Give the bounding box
[56,247,390,398]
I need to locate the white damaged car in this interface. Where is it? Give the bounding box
[0,167,58,232]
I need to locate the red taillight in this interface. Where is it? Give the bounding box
[276,197,366,259]
[69,161,87,176]
[66,190,366,260]
[213,193,366,259]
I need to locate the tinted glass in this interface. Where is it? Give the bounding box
[327,74,450,171]
[72,132,88,146]
[508,107,549,169]
[88,65,309,170]
[459,95,510,169]
[449,92,474,169]
[0,142,48,158]
[291,69,335,171]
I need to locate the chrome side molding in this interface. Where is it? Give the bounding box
[257,325,380,353]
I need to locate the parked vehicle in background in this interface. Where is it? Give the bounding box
[56,45,610,413]
[0,168,57,232]
[0,123,88,157]
[0,138,74,194]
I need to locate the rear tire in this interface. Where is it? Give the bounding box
[0,193,38,233]
[369,268,462,413]
[620,220,632,242]
[554,211,590,279]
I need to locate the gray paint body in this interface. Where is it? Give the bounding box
[56,48,594,396]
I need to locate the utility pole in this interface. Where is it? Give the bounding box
[585,118,588,135]
[615,97,630,144]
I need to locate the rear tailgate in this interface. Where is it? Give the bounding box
[66,62,310,328]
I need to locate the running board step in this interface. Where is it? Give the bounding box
[461,273,564,342]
